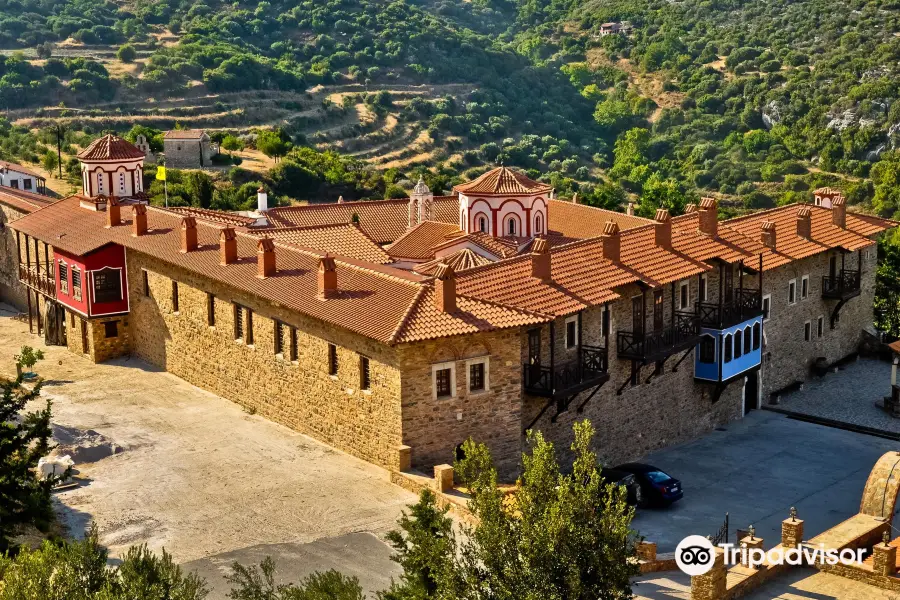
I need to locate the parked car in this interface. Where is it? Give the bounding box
[612,463,683,507]
[600,467,640,505]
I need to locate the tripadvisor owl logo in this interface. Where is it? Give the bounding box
[675,535,717,576]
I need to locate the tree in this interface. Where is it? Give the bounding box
[117,44,137,64]
[41,151,59,177]
[184,171,214,209]
[226,557,363,600]
[875,230,900,336]
[256,131,290,163]
[0,369,59,552]
[222,135,244,155]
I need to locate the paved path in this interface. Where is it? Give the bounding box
[774,357,899,433]
[0,307,409,597]
[631,410,899,553]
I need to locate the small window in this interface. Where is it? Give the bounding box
[119,173,126,193]
[274,320,284,355]
[171,281,179,312]
[435,368,452,398]
[478,216,487,233]
[762,295,771,320]
[535,213,543,234]
[59,263,69,295]
[788,279,796,305]
[723,334,733,363]
[23,179,32,191]
[359,356,371,390]
[817,316,824,338]
[804,321,811,342]
[680,281,689,310]
[207,293,215,326]
[801,275,809,300]
[10,179,18,189]
[469,362,485,392]
[234,304,244,340]
[142,270,149,297]
[72,268,82,300]
[290,328,298,361]
[507,218,516,236]
[699,335,716,363]
[734,329,743,359]
[328,343,338,375]
[565,317,577,349]
[601,305,610,337]
[752,322,761,350]
[103,321,118,338]
[93,269,122,304]
[699,274,707,303]
[744,326,752,355]
[246,309,254,345]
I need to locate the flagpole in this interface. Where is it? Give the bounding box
[165,178,168,208]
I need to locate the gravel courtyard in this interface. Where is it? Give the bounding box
[0,306,411,596]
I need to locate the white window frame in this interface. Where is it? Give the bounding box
[817,316,824,338]
[432,361,457,400]
[699,273,708,302]
[679,280,690,311]
[788,279,797,305]
[803,320,811,342]
[565,315,579,350]
[762,294,771,321]
[466,356,490,395]
[800,275,809,300]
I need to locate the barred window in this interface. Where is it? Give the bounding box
[234,305,244,340]
[274,320,284,355]
[435,368,452,398]
[469,362,485,391]
[59,263,69,295]
[359,356,371,390]
[171,281,179,312]
[290,327,298,361]
[328,344,338,375]
[207,293,215,326]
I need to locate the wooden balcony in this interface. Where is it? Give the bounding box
[617,311,701,363]
[696,289,762,330]
[18,264,56,298]
[522,345,610,399]
[822,270,861,301]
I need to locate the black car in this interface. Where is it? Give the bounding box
[600,467,641,505]
[612,463,683,507]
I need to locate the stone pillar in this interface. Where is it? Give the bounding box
[396,445,411,472]
[691,547,726,600]
[637,541,657,562]
[740,531,764,568]
[782,508,804,549]
[434,464,454,492]
[873,532,897,577]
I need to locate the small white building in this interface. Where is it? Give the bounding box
[598,22,631,37]
[0,160,46,195]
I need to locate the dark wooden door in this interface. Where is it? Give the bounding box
[528,329,541,365]
[744,371,759,413]
[724,265,734,303]
[632,296,644,336]
[653,290,664,331]
[829,255,837,279]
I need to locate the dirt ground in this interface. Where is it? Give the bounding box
[0,306,415,575]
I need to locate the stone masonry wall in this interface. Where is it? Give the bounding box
[163,139,211,169]
[125,250,405,470]
[0,203,29,310]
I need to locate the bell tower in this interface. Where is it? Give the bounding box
[76,134,147,199]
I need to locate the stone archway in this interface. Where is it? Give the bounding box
[860,451,900,522]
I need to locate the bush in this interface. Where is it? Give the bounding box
[117,44,137,63]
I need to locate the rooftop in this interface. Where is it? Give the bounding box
[454,166,553,196]
[0,185,54,214]
[0,159,43,180]
[77,135,146,162]
[164,129,208,140]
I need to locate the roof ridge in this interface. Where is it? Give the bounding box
[270,198,411,212]
[388,285,429,345]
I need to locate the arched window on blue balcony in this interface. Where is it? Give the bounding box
[744,326,752,355]
[699,335,716,363]
[752,322,761,350]
[723,334,733,363]
[734,330,743,359]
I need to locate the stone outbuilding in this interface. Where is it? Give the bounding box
[163,130,214,168]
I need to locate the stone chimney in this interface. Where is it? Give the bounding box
[601,221,620,263]
[626,202,635,216]
[257,238,276,278]
[337,196,345,204]
[257,187,268,213]
[434,263,457,313]
[684,203,697,214]
[106,196,121,227]
[181,217,198,253]
[220,227,237,265]
[531,238,551,281]
[760,221,776,249]
[698,198,718,237]
[832,195,846,228]
[796,206,812,240]
[573,193,579,205]
[654,208,671,250]
[132,204,147,236]
[318,255,338,299]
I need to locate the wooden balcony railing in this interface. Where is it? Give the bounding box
[696,289,762,329]
[617,311,701,362]
[822,269,861,300]
[523,345,609,398]
[18,264,56,297]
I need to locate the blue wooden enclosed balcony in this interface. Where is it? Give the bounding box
[694,314,763,383]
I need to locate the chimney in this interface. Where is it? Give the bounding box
[132,204,147,236]
[106,196,121,228]
[698,198,718,237]
[760,221,777,249]
[434,263,457,313]
[531,238,551,281]
[318,255,338,299]
[626,202,635,216]
[832,195,846,228]
[257,238,276,278]
[796,206,812,240]
[219,227,237,265]
[573,193,579,205]
[257,187,268,213]
[180,217,198,253]
[684,203,697,214]
[337,196,345,204]
[654,208,671,250]
[601,221,620,263]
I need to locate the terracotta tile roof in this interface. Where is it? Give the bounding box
[0,159,43,180]
[256,223,391,264]
[889,340,900,355]
[670,212,765,264]
[165,206,257,227]
[548,199,653,239]
[454,167,552,196]
[416,249,494,275]
[77,135,145,161]
[265,196,459,244]
[431,231,524,259]
[164,129,207,140]
[0,186,53,214]
[387,221,462,260]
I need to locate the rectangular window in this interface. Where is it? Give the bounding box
[234,304,244,340]
[93,270,122,304]
[359,356,371,390]
[801,275,809,300]
[142,270,149,297]
[435,368,452,398]
[23,179,32,191]
[59,263,69,295]
[290,328,298,361]
[680,281,689,310]
[804,321,811,342]
[723,334,733,363]
[653,290,664,331]
[699,336,715,363]
[72,268,82,301]
[470,362,485,391]
[601,305,610,338]
[699,274,707,303]
[528,329,541,365]
[328,343,338,375]
[762,295,771,320]
[10,180,17,189]
[817,316,824,338]
[103,320,118,339]
[274,320,284,355]
[171,281,179,312]
[207,293,215,326]
[565,318,577,349]
[788,279,796,305]
[246,309,254,345]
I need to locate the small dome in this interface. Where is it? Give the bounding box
[413,177,430,195]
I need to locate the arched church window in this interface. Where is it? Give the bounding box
[507,218,516,236]
[479,216,487,233]
[535,213,543,234]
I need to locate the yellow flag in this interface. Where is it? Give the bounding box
[156,166,166,181]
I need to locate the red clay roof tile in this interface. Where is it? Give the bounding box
[76,135,145,161]
[454,167,552,195]
[387,221,463,260]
